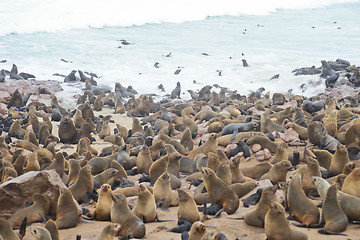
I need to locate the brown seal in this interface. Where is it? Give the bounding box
[149,154,169,185]
[312,149,332,171]
[111,193,146,239]
[324,110,338,137]
[98,224,121,240]
[132,184,157,223]
[55,188,81,229]
[244,185,278,227]
[329,143,349,176]
[260,112,286,133]
[178,189,200,223]
[180,129,194,152]
[300,156,321,195]
[319,184,347,235]
[241,162,272,179]
[136,145,153,175]
[0,218,19,240]
[74,109,86,128]
[265,201,308,240]
[187,133,218,159]
[201,167,239,215]
[229,181,258,198]
[345,119,360,149]
[341,167,360,198]
[44,219,59,240]
[284,121,308,140]
[246,135,278,153]
[69,165,94,202]
[216,161,232,186]
[9,119,25,139]
[153,172,179,207]
[31,226,52,240]
[115,96,126,114]
[287,174,320,226]
[87,184,113,221]
[99,120,111,139]
[67,159,80,186]
[8,193,50,227]
[58,116,80,144]
[270,142,288,164]
[93,168,119,188]
[260,160,293,184]
[188,221,208,240]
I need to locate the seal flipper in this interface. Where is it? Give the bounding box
[231,128,239,140]
[39,213,47,222]
[292,223,322,228]
[318,229,347,236]
[19,217,27,238]
[181,231,190,240]
[76,235,81,240]
[155,214,172,222]
[168,218,192,233]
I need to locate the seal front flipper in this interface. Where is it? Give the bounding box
[231,128,238,141]
[181,231,189,240]
[155,214,172,222]
[292,222,322,228]
[19,217,27,238]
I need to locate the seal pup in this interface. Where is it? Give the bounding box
[86,184,112,221]
[98,224,120,240]
[188,221,208,240]
[171,81,181,99]
[8,193,50,227]
[31,226,52,240]
[220,122,259,139]
[111,194,146,239]
[260,160,293,184]
[265,201,308,240]
[55,188,81,229]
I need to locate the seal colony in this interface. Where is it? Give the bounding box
[1,59,360,239]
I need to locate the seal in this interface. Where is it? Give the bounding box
[319,184,347,235]
[320,60,336,78]
[229,181,258,198]
[31,226,52,240]
[153,172,179,207]
[188,221,208,240]
[132,184,157,223]
[329,143,349,176]
[246,135,278,153]
[241,162,272,179]
[308,121,339,152]
[216,161,232,186]
[178,189,200,223]
[260,113,286,133]
[201,167,239,215]
[287,174,320,226]
[300,156,321,195]
[260,160,293,184]
[98,224,120,240]
[149,154,169,184]
[284,121,308,140]
[187,133,218,159]
[8,193,50,227]
[221,122,259,140]
[68,165,94,202]
[64,70,77,82]
[244,185,278,227]
[93,168,119,189]
[313,176,360,222]
[312,149,332,171]
[55,188,81,229]
[111,193,146,239]
[270,142,288,164]
[265,201,308,240]
[44,219,59,240]
[136,145,153,175]
[341,167,360,198]
[86,184,112,221]
[0,218,21,240]
[58,116,80,144]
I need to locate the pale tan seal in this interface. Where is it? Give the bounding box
[265,201,308,240]
[178,189,200,223]
[132,184,157,223]
[111,194,146,239]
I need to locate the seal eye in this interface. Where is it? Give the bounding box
[34,229,37,234]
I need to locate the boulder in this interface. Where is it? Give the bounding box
[0,170,74,218]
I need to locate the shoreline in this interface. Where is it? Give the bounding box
[0,59,360,240]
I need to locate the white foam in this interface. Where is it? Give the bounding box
[0,0,358,36]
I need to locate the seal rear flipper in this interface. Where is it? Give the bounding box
[214,208,225,218]
[39,213,47,222]
[82,209,96,220]
[19,217,27,238]
[181,231,189,240]
[318,229,347,236]
[292,222,322,228]
[76,235,81,240]
[168,218,191,233]
[155,214,172,222]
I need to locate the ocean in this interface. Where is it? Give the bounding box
[0,0,359,106]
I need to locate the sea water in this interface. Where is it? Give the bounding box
[0,0,359,106]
